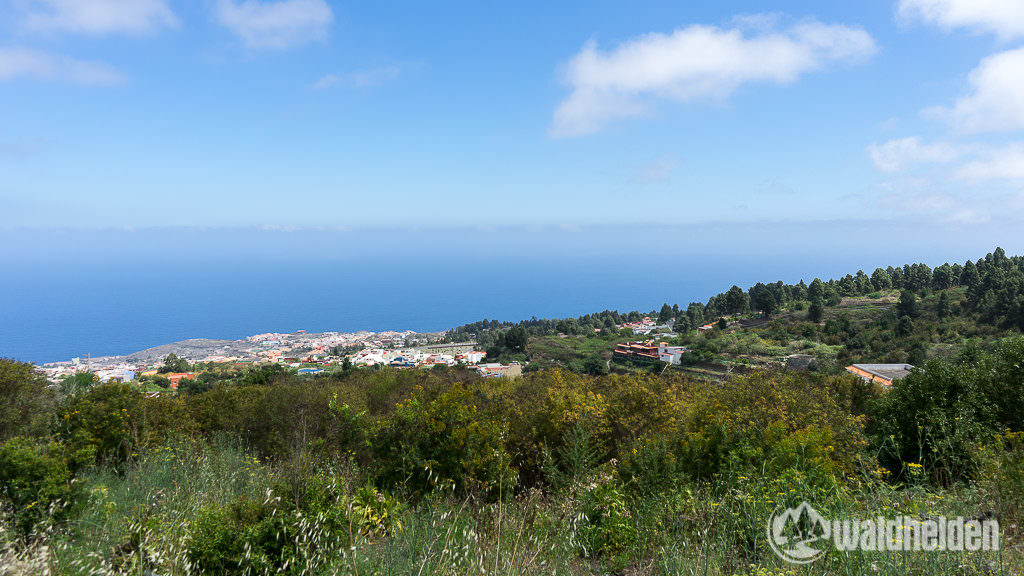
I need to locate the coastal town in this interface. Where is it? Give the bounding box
[36,327,527,387]
[35,309,917,392]
[34,315,704,388]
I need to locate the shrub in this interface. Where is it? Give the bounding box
[869,357,993,483]
[582,355,609,376]
[979,432,1024,525]
[349,484,402,536]
[618,434,686,496]
[188,494,298,575]
[60,383,188,466]
[370,384,516,499]
[543,420,607,491]
[578,473,637,559]
[0,359,55,441]
[0,437,89,537]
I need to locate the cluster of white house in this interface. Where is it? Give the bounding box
[40,361,138,384]
[349,342,487,369]
[616,316,675,336]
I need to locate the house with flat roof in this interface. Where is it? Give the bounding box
[476,363,522,379]
[614,341,689,365]
[613,341,660,364]
[845,363,914,387]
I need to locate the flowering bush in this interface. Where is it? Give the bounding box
[370,384,516,500]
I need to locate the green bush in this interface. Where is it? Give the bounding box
[188,494,298,575]
[299,473,401,537]
[869,355,993,483]
[60,383,188,466]
[0,437,90,537]
[370,384,516,499]
[349,484,403,536]
[618,434,687,496]
[0,359,55,441]
[979,432,1024,525]
[578,474,637,559]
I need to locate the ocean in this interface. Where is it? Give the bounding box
[0,256,800,363]
[1,223,1014,364]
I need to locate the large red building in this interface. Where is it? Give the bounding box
[613,341,661,363]
[165,372,195,390]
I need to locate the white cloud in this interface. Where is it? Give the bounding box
[925,47,1024,133]
[866,137,960,172]
[956,142,1024,181]
[215,0,333,50]
[897,0,1024,39]
[551,18,876,137]
[312,66,402,90]
[0,47,123,85]
[21,0,178,35]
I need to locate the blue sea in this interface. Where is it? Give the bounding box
[0,223,1015,364]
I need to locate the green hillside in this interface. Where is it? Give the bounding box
[455,247,1024,378]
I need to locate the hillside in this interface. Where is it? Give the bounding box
[452,247,1024,378]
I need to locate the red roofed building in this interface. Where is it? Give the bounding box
[166,372,195,390]
[613,341,661,363]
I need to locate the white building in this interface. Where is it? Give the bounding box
[657,344,689,365]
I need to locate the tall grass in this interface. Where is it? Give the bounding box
[2,440,1019,575]
[4,469,1019,569]
[52,434,272,575]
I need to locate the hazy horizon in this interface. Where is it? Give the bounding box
[3,222,1020,364]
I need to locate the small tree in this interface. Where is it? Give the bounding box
[937,291,951,319]
[808,302,824,323]
[897,289,920,318]
[808,279,825,304]
[658,303,673,324]
[871,268,892,291]
[0,359,56,440]
[724,285,749,315]
[503,326,528,352]
[59,371,97,398]
[897,315,915,337]
[582,355,608,376]
[756,290,778,317]
[158,353,190,374]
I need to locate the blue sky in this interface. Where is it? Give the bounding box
[2,0,1024,230]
